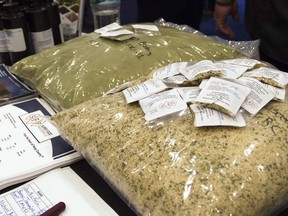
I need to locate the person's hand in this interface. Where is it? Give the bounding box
[214,0,239,38]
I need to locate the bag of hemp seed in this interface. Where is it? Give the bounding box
[51,79,288,216]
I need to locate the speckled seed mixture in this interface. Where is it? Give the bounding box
[52,92,288,216]
[190,70,222,82]
[250,77,285,89]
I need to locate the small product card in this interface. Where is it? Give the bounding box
[237,77,275,115]
[219,58,264,69]
[176,86,201,103]
[195,77,251,116]
[139,88,188,121]
[215,62,248,79]
[122,79,168,103]
[181,60,222,81]
[243,67,288,88]
[190,104,246,127]
[153,62,187,80]
[20,110,59,142]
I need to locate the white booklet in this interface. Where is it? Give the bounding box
[0,167,118,216]
[0,97,82,190]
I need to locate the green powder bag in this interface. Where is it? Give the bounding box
[10,24,244,110]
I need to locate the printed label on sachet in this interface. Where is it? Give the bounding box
[153,62,187,80]
[195,77,251,116]
[190,104,246,127]
[237,77,275,115]
[215,62,248,79]
[94,22,122,34]
[264,84,286,101]
[176,87,201,103]
[243,67,288,88]
[219,58,264,69]
[122,79,168,103]
[181,60,222,81]
[139,89,187,121]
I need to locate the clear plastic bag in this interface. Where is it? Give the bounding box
[10,23,246,110]
[155,18,260,59]
[51,89,288,216]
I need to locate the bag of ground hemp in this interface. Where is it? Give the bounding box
[9,23,245,110]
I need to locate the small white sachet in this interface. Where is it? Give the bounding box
[215,62,248,79]
[219,58,265,70]
[139,89,188,121]
[242,67,288,88]
[237,77,275,115]
[94,22,134,41]
[163,74,190,86]
[132,24,161,36]
[195,77,251,116]
[100,29,134,37]
[122,79,168,103]
[94,22,122,34]
[198,79,209,89]
[264,84,286,101]
[153,62,188,80]
[190,104,246,127]
[176,87,201,103]
[181,60,222,82]
[132,24,159,32]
